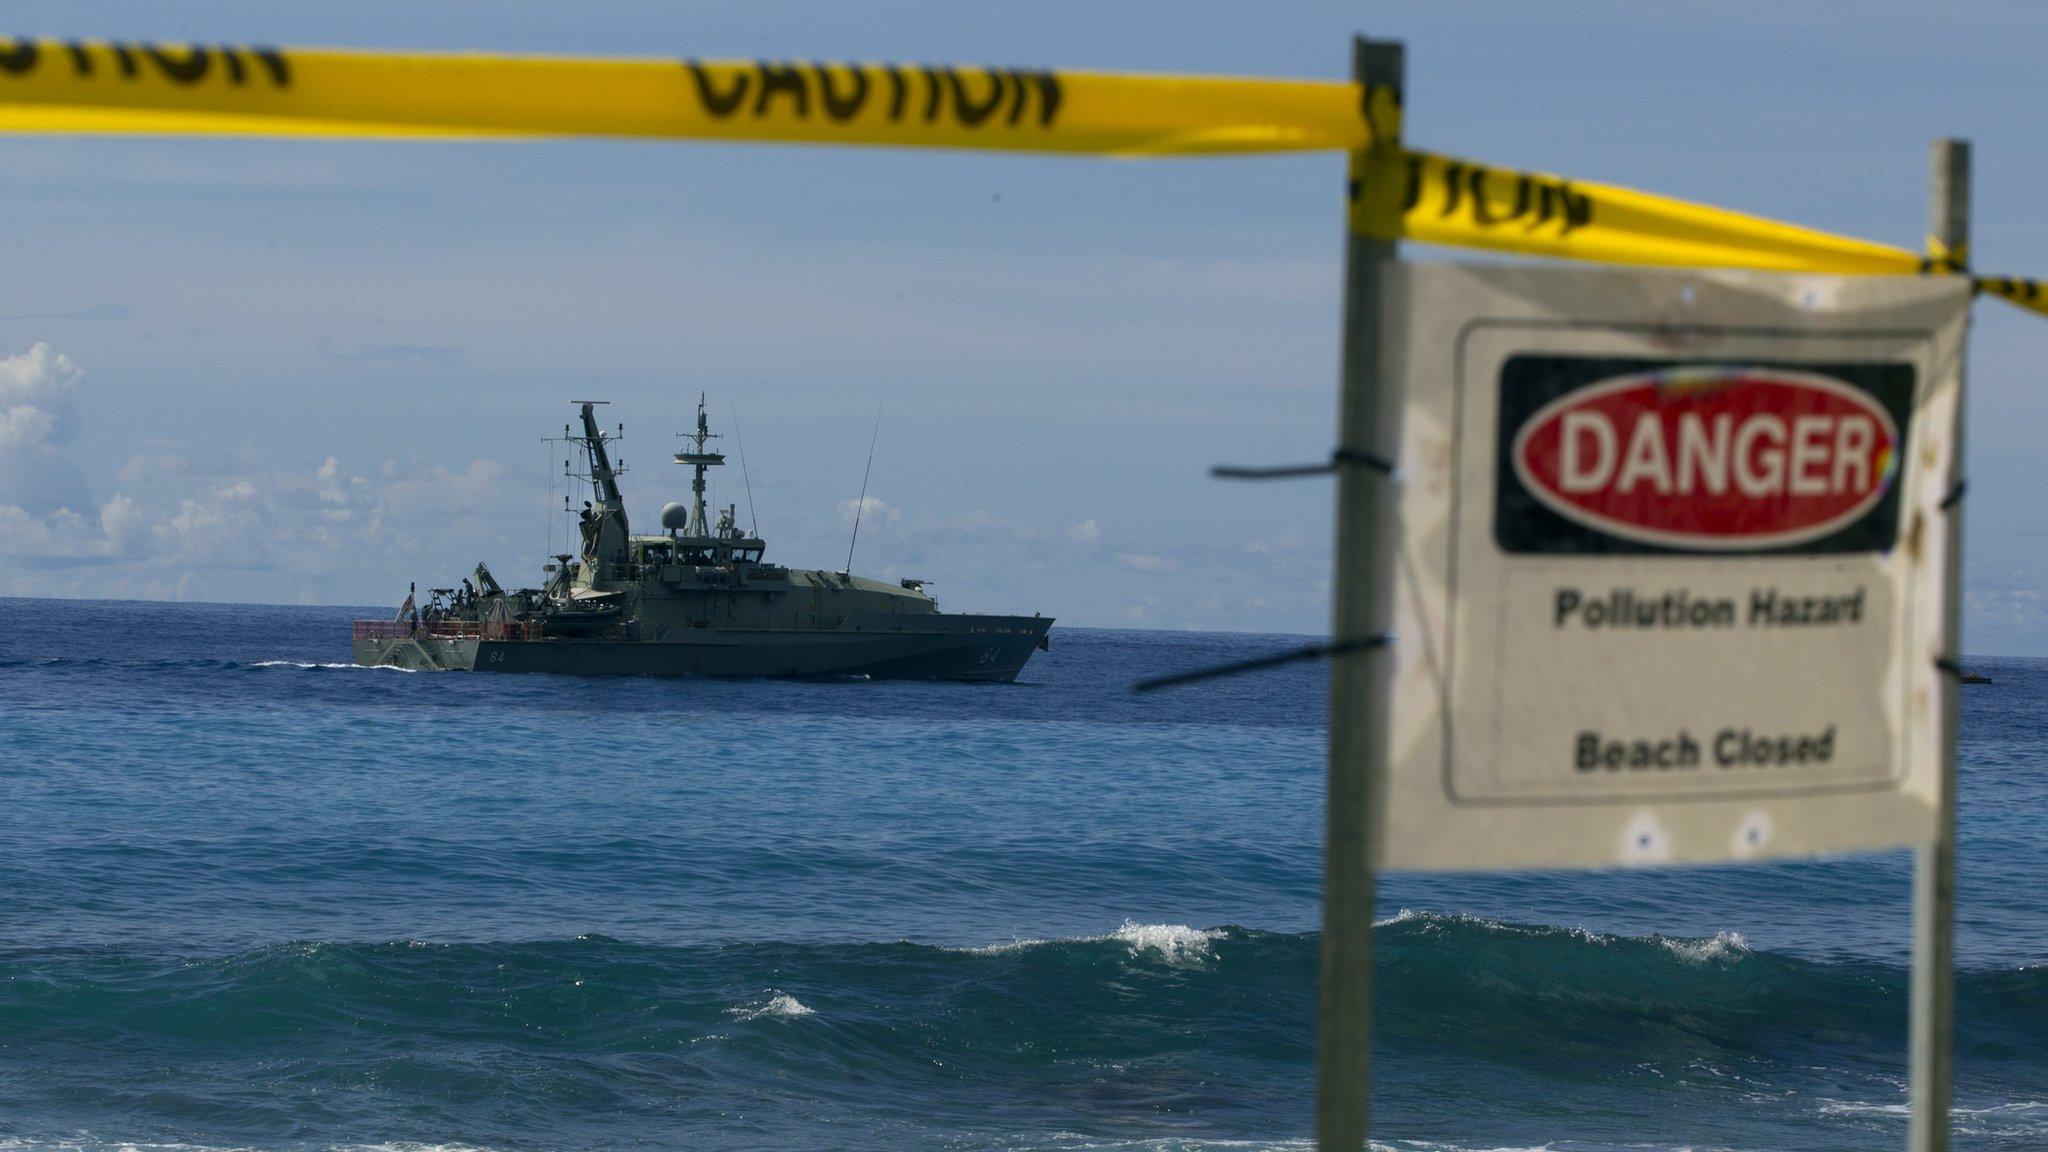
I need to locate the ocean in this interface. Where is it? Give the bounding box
[0,597,2042,1152]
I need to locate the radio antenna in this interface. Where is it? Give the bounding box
[843,401,883,576]
[730,401,759,536]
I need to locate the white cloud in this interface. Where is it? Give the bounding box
[98,493,147,551]
[0,346,534,603]
[1115,552,1173,572]
[0,343,92,515]
[0,342,80,449]
[1063,518,1101,545]
[0,404,56,452]
[837,494,900,524]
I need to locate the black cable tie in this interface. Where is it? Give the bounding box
[1132,634,1390,694]
[1335,448,1397,473]
[1940,479,1967,511]
[1935,656,1965,678]
[1211,448,1395,481]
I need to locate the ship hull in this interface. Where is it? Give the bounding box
[354,615,1052,682]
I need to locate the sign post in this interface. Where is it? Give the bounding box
[1316,34,1403,1152]
[1910,136,1969,1152]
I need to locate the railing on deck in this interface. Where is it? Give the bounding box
[353,619,541,641]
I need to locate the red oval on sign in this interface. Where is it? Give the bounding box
[1510,366,1900,550]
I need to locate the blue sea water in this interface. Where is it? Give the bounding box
[0,597,2044,1152]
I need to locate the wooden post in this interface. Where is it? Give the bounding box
[1317,35,1403,1152]
[1909,137,1969,1152]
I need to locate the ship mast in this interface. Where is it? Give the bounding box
[554,399,634,575]
[572,400,629,533]
[673,393,725,537]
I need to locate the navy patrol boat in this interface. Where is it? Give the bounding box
[354,399,1052,680]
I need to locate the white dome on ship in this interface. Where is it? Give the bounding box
[660,502,690,530]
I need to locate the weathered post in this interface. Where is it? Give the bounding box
[1317,34,1403,1152]
[1910,136,1969,1152]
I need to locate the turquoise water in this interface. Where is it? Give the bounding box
[1,598,2044,1151]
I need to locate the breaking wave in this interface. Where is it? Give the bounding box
[2,915,2045,1149]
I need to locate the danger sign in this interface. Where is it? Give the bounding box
[1372,263,1967,871]
[1507,362,1906,552]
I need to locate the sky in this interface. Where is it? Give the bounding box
[0,3,2046,647]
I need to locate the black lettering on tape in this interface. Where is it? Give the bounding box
[1400,153,1424,212]
[883,65,909,120]
[753,61,809,117]
[143,44,211,84]
[0,39,288,87]
[1023,69,1061,127]
[1468,168,1532,227]
[685,60,750,118]
[1998,277,2042,302]
[1407,158,1594,238]
[1438,161,1465,219]
[250,47,289,87]
[947,68,1006,128]
[811,62,867,121]
[1003,68,1032,126]
[0,38,37,76]
[1560,183,1592,234]
[1357,80,1399,141]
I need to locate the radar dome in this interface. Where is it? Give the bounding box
[660,502,690,530]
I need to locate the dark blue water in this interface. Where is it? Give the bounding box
[0,598,2043,1151]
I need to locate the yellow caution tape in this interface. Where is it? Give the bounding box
[1352,148,1921,272]
[0,38,1394,155]
[1350,146,2048,318]
[1976,276,2048,318]
[0,37,2036,318]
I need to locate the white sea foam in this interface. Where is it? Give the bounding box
[1657,930,1750,964]
[959,936,1052,955]
[1819,1097,2048,1121]
[727,991,815,1021]
[1373,908,1520,935]
[1110,920,1221,965]
[949,921,1224,961]
[1374,907,1430,928]
[1380,909,1754,965]
[944,921,1228,966]
[1375,908,1596,946]
[1815,1100,1911,1117]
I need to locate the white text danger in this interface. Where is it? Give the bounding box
[1557,410,1880,498]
